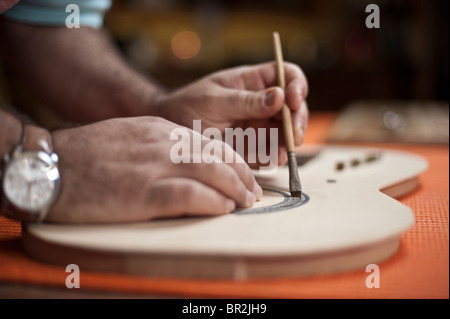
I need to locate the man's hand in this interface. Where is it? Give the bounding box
[156,62,309,165]
[47,117,262,223]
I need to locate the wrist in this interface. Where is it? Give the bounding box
[114,79,168,119]
[152,90,170,119]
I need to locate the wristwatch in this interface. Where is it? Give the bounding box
[1,124,61,222]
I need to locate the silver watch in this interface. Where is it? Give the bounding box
[1,125,61,223]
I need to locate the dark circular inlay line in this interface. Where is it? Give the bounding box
[234,187,310,215]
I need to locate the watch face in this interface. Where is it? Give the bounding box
[2,152,60,212]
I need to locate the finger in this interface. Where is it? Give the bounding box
[246,62,308,115]
[183,132,262,200]
[292,111,303,146]
[278,146,288,166]
[225,119,281,173]
[147,178,236,219]
[216,140,263,200]
[221,86,285,120]
[284,62,309,99]
[223,161,262,201]
[291,100,309,146]
[285,78,304,112]
[300,100,309,132]
[250,62,308,98]
[174,160,256,208]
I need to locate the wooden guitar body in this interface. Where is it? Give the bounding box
[23,146,428,279]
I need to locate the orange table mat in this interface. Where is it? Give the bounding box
[0,112,448,299]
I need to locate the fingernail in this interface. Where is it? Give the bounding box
[225,199,235,213]
[263,90,276,107]
[253,183,263,201]
[246,190,256,207]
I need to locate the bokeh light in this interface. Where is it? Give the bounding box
[171,30,202,60]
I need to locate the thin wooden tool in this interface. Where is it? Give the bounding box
[273,31,302,197]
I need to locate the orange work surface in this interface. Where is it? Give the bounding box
[0,112,448,299]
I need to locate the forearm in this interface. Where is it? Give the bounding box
[0,18,165,123]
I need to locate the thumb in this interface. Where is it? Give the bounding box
[225,86,285,120]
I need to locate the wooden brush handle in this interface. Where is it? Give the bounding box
[273,32,296,152]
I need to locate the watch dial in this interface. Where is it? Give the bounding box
[3,156,58,211]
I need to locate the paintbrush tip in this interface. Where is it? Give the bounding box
[290,190,302,198]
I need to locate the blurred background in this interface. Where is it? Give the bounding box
[0,0,448,143]
[105,0,448,110]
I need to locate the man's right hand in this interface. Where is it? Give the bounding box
[47,117,262,223]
